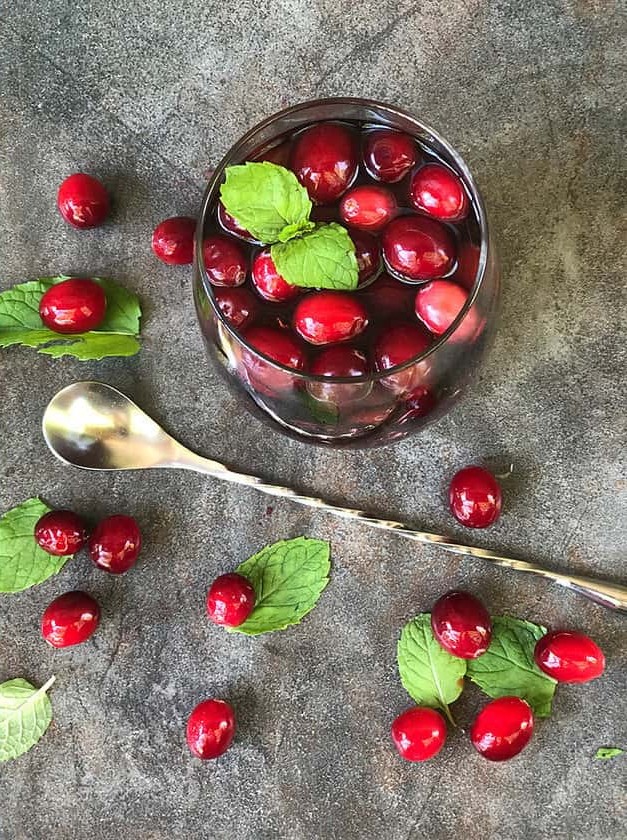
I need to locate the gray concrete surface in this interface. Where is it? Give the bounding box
[1,2,626,838]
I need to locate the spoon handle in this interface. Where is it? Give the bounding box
[171,449,627,612]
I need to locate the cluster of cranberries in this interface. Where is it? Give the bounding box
[392,590,606,763]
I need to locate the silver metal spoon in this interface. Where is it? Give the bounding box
[42,381,627,613]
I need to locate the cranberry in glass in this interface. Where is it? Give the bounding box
[373,321,432,394]
[410,163,469,222]
[361,273,414,320]
[449,466,502,528]
[382,215,456,283]
[152,216,196,265]
[89,515,142,574]
[41,591,100,648]
[339,185,397,232]
[203,235,247,287]
[454,241,481,291]
[35,510,88,556]
[363,130,417,183]
[431,590,492,659]
[397,385,437,424]
[351,230,382,287]
[214,286,258,331]
[470,697,534,762]
[415,280,480,342]
[252,249,301,302]
[217,202,256,242]
[186,699,236,760]
[307,346,371,404]
[290,122,358,204]
[39,278,107,334]
[255,140,291,167]
[241,325,307,395]
[57,173,109,229]
[534,631,605,683]
[207,573,256,627]
[391,707,447,762]
[293,292,368,346]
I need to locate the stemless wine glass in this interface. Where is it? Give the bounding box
[193,98,499,448]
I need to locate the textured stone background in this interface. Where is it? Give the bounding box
[0,2,625,838]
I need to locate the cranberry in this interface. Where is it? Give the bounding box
[453,241,481,291]
[431,591,492,659]
[410,163,469,221]
[361,273,414,320]
[308,346,371,404]
[449,466,502,529]
[350,231,382,287]
[391,707,447,762]
[534,631,605,683]
[41,591,100,648]
[202,235,247,287]
[34,510,88,556]
[39,278,107,334]
[397,385,437,423]
[151,216,196,265]
[415,279,480,343]
[290,122,358,204]
[255,141,291,167]
[252,249,301,303]
[207,573,256,627]
[373,322,432,394]
[293,292,368,346]
[57,173,109,229]
[217,202,256,242]
[382,215,456,282]
[339,185,397,232]
[470,697,534,761]
[363,130,417,183]
[186,699,236,760]
[214,286,258,330]
[242,325,307,395]
[88,515,142,574]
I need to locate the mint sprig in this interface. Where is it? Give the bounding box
[0,676,55,762]
[272,223,358,291]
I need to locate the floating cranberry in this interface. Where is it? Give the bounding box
[57,173,109,229]
[207,573,256,628]
[186,699,236,760]
[382,215,456,282]
[293,292,368,346]
[373,321,432,394]
[363,130,417,183]
[308,345,371,404]
[242,325,307,395]
[255,141,291,167]
[391,707,447,762]
[350,231,382,287]
[252,249,301,303]
[88,514,142,574]
[470,697,534,761]
[534,631,605,683]
[397,385,437,424]
[415,279,480,342]
[410,163,469,221]
[151,216,196,265]
[431,591,492,659]
[453,241,481,291]
[290,122,358,204]
[339,185,397,232]
[203,235,247,287]
[214,286,259,330]
[217,202,256,242]
[41,591,100,648]
[361,273,414,320]
[449,466,502,529]
[39,278,107,334]
[34,510,88,556]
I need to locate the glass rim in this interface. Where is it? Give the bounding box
[195,96,490,385]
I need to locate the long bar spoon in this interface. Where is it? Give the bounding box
[42,381,627,612]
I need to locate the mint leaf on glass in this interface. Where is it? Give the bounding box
[397,613,466,725]
[0,498,73,593]
[0,676,55,762]
[466,616,557,717]
[220,161,313,244]
[594,747,624,760]
[271,223,358,291]
[231,537,330,635]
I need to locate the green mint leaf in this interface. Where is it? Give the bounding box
[271,223,358,290]
[0,276,141,360]
[466,616,557,717]
[231,537,330,635]
[397,613,466,724]
[0,676,55,762]
[220,162,312,244]
[0,498,73,593]
[594,747,625,760]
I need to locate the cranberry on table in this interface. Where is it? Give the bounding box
[34,510,88,556]
[207,573,256,628]
[534,631,605,683]
[151,216,196,265]
[373,321,432,394]
[350,230,382,287]
[242,325,307,395]
[363,129,417,183]
[382,215,456,282]
[431,590,492,659]
[203,235,248,287]
[410,163,469,222]
[214,286,259,330]
[186,698,236,760]
[449,465,502,529]
[415,279,481,343]
[293,292,368,346]
[339,185,397,232]
[290,122,358,204]
[88,514,142,574]
[41,591,100,648]
[252,249,301,302]
[391,707,447,762]
[39,278,107,334]
[57,173,109,229]
[217,202,256,241]
[308,345,371,404]
[470,697,534,761]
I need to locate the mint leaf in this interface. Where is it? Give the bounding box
[594,747,624,760]
[397,613,466,724]
[271,223,358,290]
[231,537,330,635]
[0,498,73,593]
[220,162,312,244]
[0,276,141,360]
[0,676,55,762]
[466,616,557,717]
